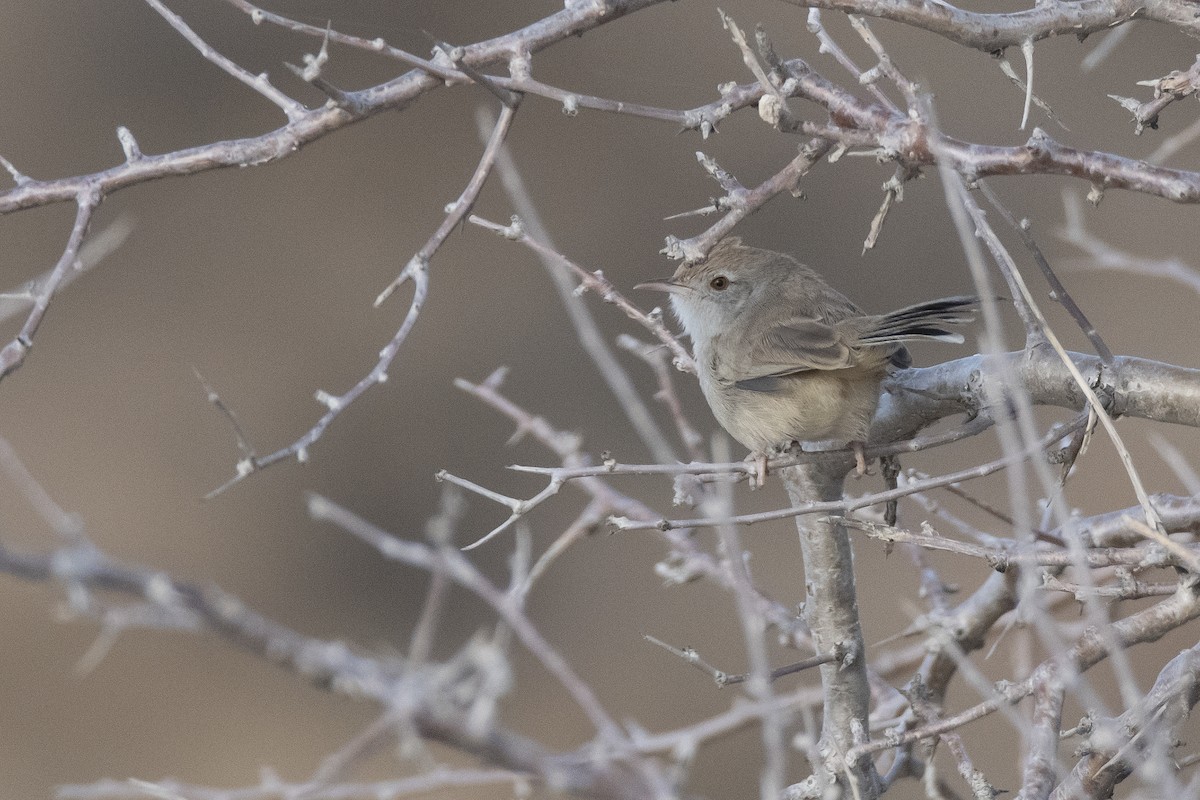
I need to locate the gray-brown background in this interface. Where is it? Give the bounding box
[1,2,1197,797]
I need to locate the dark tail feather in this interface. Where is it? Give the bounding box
[861,295,978,346]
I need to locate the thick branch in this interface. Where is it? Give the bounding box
[779,0,1199,53]
[782,461,881,798]
[876,349,1200,444]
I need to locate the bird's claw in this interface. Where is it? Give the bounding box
[852,441,873,477]
[748,452,769,488]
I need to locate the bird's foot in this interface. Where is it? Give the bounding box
[747,452,769,489]
[851,441,872,477]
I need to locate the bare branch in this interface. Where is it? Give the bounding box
[0,189,100,381]
[144,0,305,121]
[1108,54,1200,134]
[469,214,695,372]
[778,0,1198,52]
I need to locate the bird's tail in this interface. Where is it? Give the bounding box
[862,295,979,346]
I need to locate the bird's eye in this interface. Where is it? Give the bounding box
[709,275,729,290]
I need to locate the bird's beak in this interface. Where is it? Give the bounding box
[634,277,684,294]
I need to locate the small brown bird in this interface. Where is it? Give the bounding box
[638,237,976,480]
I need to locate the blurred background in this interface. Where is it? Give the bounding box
[0,1,1198,797]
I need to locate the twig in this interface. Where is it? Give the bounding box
[144,0,305,121]
[644,635,833,687]
[308,494,632,750]
[978,181,1114,363]
[216,87,517,486]
[0,217,132,326]
[222,0,743,134]
[206,257,430,497]
[617,335,706,462]
[844,517,1200,571]
[469,214,695,372]
[511,415,993,484]
[1058,191,1200,297]
[610,416,1085,532]
[955,179,1164,534]
[1122,515,1200,574]
[0,189,100,381]
[664,138,835,263]
[481,110,678,462]
[1108,55,1200,134]
[59,768,528,800]
[805,10,900,114]
[849,584,1200,761]
[376,101,521,305]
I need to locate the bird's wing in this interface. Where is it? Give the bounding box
[730,315,857,392]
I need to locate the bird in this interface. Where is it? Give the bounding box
[638,237,976,482]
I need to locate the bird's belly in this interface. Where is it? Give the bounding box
[702,371,882,453]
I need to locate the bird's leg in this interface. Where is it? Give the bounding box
[751,451,769,488]
[851,441,871,477]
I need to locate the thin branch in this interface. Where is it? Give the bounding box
[1108,54,1200,134]
[222,0,742,133]
[144,0,305,121]
[59,768,527,800]
[849,583,1200,761]
[469,214,695,372]
[511,414,993,484]
[954,179,1163,532]
[376,100,521,305]
[0,216,132,326]
[843,516,1200,571]
[0,189,100,381]
[617,335,706,462]
[206,259,430,496]
[664,138,835,263]
[211,101,522,491]
[307,495,640,758]
[978,182,1113,363]
[1058,191,1200,297]
[611,416,1085,532]
[481,110,678,463]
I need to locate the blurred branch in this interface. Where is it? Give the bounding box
[849,581,1200,761]
[60,769,524,800]
[480,110,679,463]
[1059,191,1200,296]
[0,491,659,799]
[1057,642,1200,799]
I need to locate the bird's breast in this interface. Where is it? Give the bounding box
[698,364,885,453]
